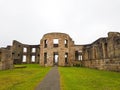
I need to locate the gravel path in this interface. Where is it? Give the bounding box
[35,66,60,90]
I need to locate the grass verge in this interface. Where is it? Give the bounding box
[0,64,51,90]
[59,67,120,90]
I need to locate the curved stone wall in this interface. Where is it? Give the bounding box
[40,32,74,66]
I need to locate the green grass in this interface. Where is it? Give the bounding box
[59,67,120,90]
[0,64,51,90]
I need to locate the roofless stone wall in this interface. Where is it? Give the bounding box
[12,40,40,64]
[82,32,120,71]
[0,32,120,71]
[0,48,13,70]
[40,32,75,66]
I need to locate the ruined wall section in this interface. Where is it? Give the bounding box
[108,32,120,58]
[0,31,119,71]
[0,48,13,70]
[22,45,40,64]
[12,40,23,64]
[68,38,75,66]
[40,33,74,66]
[82,32,120,71]
[12,40,40,64]
[106,32,120,71]
[70,45,83,66]
[82,38,108,70]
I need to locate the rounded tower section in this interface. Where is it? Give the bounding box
[40,32,74,66]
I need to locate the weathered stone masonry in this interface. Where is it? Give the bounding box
[0,32,120,71]
[12,40,40,64]
[40,33,75,66]
[82,32,120,71]
[0,46,13,70]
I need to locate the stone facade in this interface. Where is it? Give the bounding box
[12,40,40,64]
[0,32,120,71]
[40,33,75,66]
[0,47,13,70]
[82,32,120,71]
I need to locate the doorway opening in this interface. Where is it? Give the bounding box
[53,52,59,66]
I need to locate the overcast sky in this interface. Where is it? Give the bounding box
[0,0,120,47]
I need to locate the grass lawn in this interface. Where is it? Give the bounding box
[0,64,51,90]
[59,67,120,90]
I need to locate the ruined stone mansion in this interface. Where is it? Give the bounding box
[0,32,120,71]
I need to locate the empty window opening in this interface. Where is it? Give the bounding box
[53,39,59,47]
[75,51,82,60]
[44,39,48,48]
[23,47,27,52]
[78,55,82,60]
[78,51,82,60]
[31,56,35,62]
[53,39,59,44]
[32,48,36,53]
[64,39,68,47]
[53,52,59,65]
[22,55,26,62]
[75,51,78,60]
[94,47,97,59]
[55,55,58,63]
[104,43,108,58]
[44,53,47,64]
[65,53,68,64]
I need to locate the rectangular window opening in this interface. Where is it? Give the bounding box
[44,53,47,64]
[31,56,35,62]
[65,53,68,64]
[65,39,68,47]
[44,39,48,48]
[32,48,36,53]
[53,39,59,47]
[22,55,26,62]
[104,43,108,58]
[78,51,82,61]
[23,47,27,52]
[75,51,82,61]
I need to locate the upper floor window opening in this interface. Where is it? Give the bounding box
[23,47,27,52]
[44,39,48,48]
[32,48,36,53]
[53,39,59,47]
[64,39,68,47]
